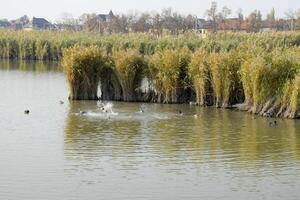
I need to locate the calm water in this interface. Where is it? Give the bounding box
[0,60,300,200]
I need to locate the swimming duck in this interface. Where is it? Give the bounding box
[101,107,107,113]
[269,120,277,127]
[24,110,30,114]
[178,110,183,116]
[59,100,64,104]
[80,111,86,115]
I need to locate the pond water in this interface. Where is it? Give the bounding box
[0,60,300,200]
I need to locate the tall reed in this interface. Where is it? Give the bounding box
[111,49,147,101]
[1,29,300,61]
[239,48,300,118]
[189,49,212,106]
[62,45,107,100]
[149,48,191,103]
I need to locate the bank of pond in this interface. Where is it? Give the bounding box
[1,30,300,119]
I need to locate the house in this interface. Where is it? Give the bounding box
[53,23,83,31]
[23,17,52,30]
[260,20,277,32]
[195,18,206,29]
[32,17,52,29]
[10,15,29,30]
[0,19,11,27]
[218,18,245,31]
[195,18,215,30]
[97,10,114,22]
[275,19,290,31]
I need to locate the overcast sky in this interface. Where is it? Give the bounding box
[0,0,299,21]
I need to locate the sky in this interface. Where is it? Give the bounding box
[0,0,299,22]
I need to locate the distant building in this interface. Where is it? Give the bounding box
[260,20,277,32]
[218,18,245,31]
[275,19,290,31]
[97,10,114,22]
[53,23,83,31]
[10,15,29,30]
[0,19,11,27]
[32,17,52,29]
[196,18,215,30]
[194,18,213,34]
[23,17,52,30]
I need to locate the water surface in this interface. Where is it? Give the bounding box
[0,60,300,200]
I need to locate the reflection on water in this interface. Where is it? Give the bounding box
[0,59,61,72]
[64,101,300,199]
[65,102,300,170]
[1,60,300,200]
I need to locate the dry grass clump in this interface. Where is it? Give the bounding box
[62,45,107,100]
[188,49,212,106]
[149,48,191,103]
[240,48,300,118]
[189,49,244,108]
[111,49,147,101]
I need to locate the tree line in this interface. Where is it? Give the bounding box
[58,1,300,34]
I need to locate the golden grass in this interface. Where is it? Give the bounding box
[62,45,107,100]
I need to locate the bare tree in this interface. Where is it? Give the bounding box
[297,9,300,30]
[184,14,197,31]
[285,9,298,30]
[82,14,102,33]
[237,8,244,20]
[247,10,262,32]
[267,8,275,21]
[108,14,130,33]
[57,13,82,31]
[220,6,232,20]
[130,13,151,33]
[217,6,232,30]
[151,13,163,35]
[266,8,276,29]
[205,1,218,31]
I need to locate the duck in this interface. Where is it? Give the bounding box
[189,101,197,106]
[178,110,183,116]
[59,100,64,104]
[79,110,86,115]
[101,107,107,113]
[269,120,277,127]
[24,110,30,114]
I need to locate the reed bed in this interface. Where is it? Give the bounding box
[2,29,300,118]
[189,47,300,118]
[1,29,300,60]
[239,48,300,118]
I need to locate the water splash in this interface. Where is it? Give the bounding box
[96,102,118,116]
[102,103,114,114]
